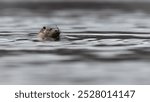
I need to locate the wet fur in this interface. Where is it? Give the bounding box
[38,26,60,41]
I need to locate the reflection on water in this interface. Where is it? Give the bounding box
[0,8,150,84]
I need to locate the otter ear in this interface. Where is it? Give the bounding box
[43,26,46,29]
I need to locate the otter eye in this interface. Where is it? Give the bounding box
[43,26,46,29]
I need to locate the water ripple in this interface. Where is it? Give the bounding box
[0,9,150,84]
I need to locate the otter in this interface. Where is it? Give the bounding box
[38,26,60,41]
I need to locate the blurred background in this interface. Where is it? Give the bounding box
[0,0,150,1]
[0,0,150,85]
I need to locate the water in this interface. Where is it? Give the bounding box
[0,8,150,84]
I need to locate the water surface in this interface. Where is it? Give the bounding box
[0,8,150,84]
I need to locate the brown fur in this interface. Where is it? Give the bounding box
[38,26,60,41]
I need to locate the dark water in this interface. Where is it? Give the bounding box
[0,8,150,84]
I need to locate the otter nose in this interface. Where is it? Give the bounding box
[49,28,52,31]
[54,30,58,32]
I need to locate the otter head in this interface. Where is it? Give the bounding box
[38,26,60,41]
